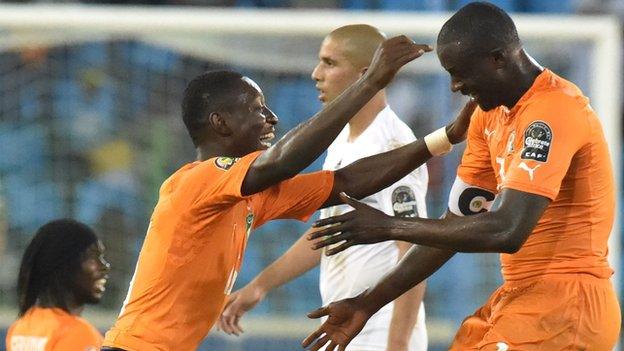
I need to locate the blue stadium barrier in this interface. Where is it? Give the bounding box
[268,77,321,132]
[75,179,141,226]
[380,0,446,11]
[53,79,81,119]
[521,0,573,13]
[3,176,63,233]
[52,78,116,149]
[341,0,377,9]
[19,85,42,122]
[131,43,180,73]
[76,43,108,66]
[453,0,516,11]
[0,124,46,174]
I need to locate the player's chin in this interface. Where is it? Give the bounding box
[474,94,503,111]
[477,99,496,111]
[84,292,104,305]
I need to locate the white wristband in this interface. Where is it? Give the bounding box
[424,127,453,156]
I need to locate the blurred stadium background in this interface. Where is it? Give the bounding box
[0,0,621,350]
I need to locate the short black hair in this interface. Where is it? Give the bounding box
[17,219,98,316]
[182,70,248,147]
[438,2,520,55]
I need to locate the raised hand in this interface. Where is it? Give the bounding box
[308,193,394,256]
[365,36,432,90]
[445,99,478,144]
[217,283,266,336]
[302,294,373,351]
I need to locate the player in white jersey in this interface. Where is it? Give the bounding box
[318,105,428,351]
[218,24,428,351]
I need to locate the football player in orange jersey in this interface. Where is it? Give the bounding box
[102,35,477,351]
[6,219,110,351]
[304,2,620,351]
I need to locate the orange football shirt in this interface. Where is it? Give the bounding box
[458,69,615,281]
[104,151,334,351]
[6,307,102,351]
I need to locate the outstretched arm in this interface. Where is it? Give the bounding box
[311,188,549,254]
[218,227,321,335]
[385,241,426,351]
[242,36,431,196]
[322,101,476,207]
[302,232,455,351]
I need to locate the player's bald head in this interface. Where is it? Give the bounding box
[326,24,386,69]
[437,2,520,56]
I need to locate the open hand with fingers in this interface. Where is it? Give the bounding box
[309,193,395,256]
[365,36,432,90]
[302,293,373,351]
[217,283,266,336]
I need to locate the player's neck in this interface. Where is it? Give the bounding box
[37,292,84,316]
[347,92,387,142]
[196,142,236,161]
[504,50,544,109]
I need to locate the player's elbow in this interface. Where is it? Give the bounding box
[498,238,522,254]
[331,171,364,199]
[497,229,529,254]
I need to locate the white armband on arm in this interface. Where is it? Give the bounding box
[448,176,496,216]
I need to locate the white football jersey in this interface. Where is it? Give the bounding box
[319,106,428,351]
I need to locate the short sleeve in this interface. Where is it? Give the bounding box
[501,94,589,200]
[184,151,263,209]
[250,170,334,228]
[52,321,103,351]
[457,109,498,192]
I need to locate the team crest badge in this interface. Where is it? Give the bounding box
[214,157,240,170]
[521,121,552,162]
[392,186,418,218]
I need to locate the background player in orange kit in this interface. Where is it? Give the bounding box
[6,219,110,351]
[102,35,476,351]
[304,2,621,351]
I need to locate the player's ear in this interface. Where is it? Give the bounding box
[489,47,507,69]
[208,112,232,136]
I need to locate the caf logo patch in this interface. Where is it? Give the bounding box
[214,157,240,170]
[392,186,418,218]
[521,120,552,162]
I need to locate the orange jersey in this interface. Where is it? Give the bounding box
[104,151,334,351]
[458,69,615,281]
[6,307,102,351]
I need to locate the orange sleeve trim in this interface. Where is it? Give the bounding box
[299,170,334,223]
